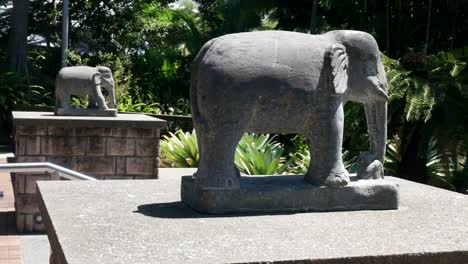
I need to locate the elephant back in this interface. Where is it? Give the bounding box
[57,66,99,81]
[195,31,331,93]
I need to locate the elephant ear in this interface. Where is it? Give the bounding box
[329,43,349,94]
[92,72,101,86]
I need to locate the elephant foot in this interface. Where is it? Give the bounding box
[324,170,350,187]
[304,168,350,187]
[194,167,240,191]
[357,152,384,179]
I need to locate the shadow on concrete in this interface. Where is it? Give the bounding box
[134,202,295,219]
[0,211,16,235]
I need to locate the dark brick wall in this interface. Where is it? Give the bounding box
[13,125,162,232]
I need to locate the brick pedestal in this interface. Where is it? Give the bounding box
[12,111,166,232]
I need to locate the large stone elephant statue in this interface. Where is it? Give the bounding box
[191,30,388,189]
[55,66,116,113]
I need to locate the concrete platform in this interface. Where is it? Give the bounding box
[20,235,49,264]
[37,168,468,264]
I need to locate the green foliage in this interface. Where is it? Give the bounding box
[343,102,369,158]
[117,96,162,114]
[235,134,292,175]
[382,50,468,191]
[160,130,199,168]
[425,137,456,191]
[117,96,190,116]
[289,147,310,175]
[160,130,293,175]
[384,138,401,177]
[0,71,48,128]
[287,145,357,175]
[452,160,468,194]
[384,52,467,124]
[342,150,357,172]
[197,0,272,37]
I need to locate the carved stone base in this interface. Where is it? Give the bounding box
[55,107,117,117]
[181,174,399,214]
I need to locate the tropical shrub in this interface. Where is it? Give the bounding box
[289,147,310,175]
[117,96,163,114]
[287,146,356,175]
[384,137,401,177]
[160,129,366,177]
[235,133,293,175]
[382,51,467,190]
[117,96,191,116]
[160,130,293,175]
[160,130,199,168]
[0,71,49,129]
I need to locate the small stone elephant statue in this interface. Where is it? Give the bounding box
[55,66,117,116]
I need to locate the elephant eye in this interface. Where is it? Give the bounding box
[364,61,378,76]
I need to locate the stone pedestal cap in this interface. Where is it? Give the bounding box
[12,111,166,129]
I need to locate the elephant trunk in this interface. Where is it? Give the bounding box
[364,101,387,163]
[106,85,116,108]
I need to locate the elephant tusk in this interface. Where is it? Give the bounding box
[375,87,389,102]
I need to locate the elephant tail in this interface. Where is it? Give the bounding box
[190,39,216,131]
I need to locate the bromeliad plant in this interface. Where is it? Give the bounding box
[234,133,293,175]
[288,147,356,175]
[160,130,293,175]
[160,130,363,176]
[160,130,199,168]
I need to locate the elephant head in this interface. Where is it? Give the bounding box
[326,30,388,178]
[95,66,116,108]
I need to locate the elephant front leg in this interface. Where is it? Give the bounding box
[195,126,242,190]
[87,97,99,109]
[305,102,349,187]
[93,85,109,110]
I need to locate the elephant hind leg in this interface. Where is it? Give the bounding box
[61,92,71,110]
[55,87,70,109]
[195,125,243,190]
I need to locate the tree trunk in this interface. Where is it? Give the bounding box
[61,0,69,68]
[309,0,318,34]
[7,0,30,74]
[360,0,367,29]
[385,0,390,55]
[449,0,458,50]
[395,0,403,57]
[424,0,432,54]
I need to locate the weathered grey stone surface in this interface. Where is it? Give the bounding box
[12,111,166,233]
[12,111,167,128]
[191,30,388,189]
[55,107,117,117]
[55,66,117,116]
[182,175,399,214]
[187,30,394,212]
[37,168,468,264]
